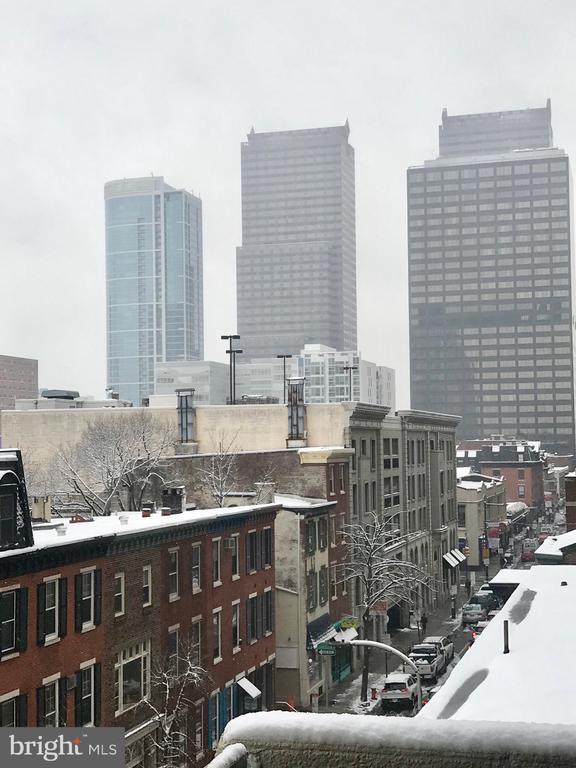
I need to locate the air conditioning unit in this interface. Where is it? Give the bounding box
[223,538,236,550]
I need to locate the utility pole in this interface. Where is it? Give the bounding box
[343,364,358,402]
[276,354,293,404]
[221,334,242,405]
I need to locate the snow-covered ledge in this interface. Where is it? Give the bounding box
[214,712,576,768]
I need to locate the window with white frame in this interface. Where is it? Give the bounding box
[114,641,151,715]
[329,516,336,547]
[38,679,62,727]
[168,549,179,599]
[330,565,338,600]
[194,703,204,753]
[192,544,202,592]
[212,610,222,662]
[231,535,239,578]
[263,528,272,568]
[0,692,26,727]
[142,566,152,607]
[77,666,95,726]
[191,618,202,667]
[79,571,96,629]
[209,692,219,749]
[0,588,26,656]
[168,628,179,675]
[114,573,125,616]
[226,685,234,723]
[212,540,221,585]
[231,602,240,650]
[263,590,273,634]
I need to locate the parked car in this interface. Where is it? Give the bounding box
[423,635,455,664]
[381,672,418,709]
[408,643,444,680]
[462,600,488,625]
[470,620,490,642]
[472,590,501,611]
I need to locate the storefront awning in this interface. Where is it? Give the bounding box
[307,613,337,649]
[333,626,359,643]
[237,676,261,699]
[443,548,466,568]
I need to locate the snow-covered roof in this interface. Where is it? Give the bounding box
[274,493,335,510]
[419,565,576,724]
[1,504,279,561]
[489,568,529,586]
[456,466,472,478]
[535,529,576,559]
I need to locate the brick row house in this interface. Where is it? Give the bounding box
[0,449,278,766]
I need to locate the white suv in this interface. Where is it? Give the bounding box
[381,672,418,709]
[423,635,454,665]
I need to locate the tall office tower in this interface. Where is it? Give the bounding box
[408,101,575,454]
[105,177,203,405]
[236,123,357,359]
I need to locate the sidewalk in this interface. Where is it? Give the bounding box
[319,561,503,715]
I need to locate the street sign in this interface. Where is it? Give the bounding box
[317,643,336,656]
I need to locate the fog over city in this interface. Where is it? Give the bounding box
[1,0,575,404]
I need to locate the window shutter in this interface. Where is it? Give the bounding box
[59,578,67,638]
[17,587,28,652]
[36,687,45,727]
[74,671,82,726]
[37,583,46,645]
[94,570,102,626]
[17,694,27,726]
[219,690,227,734]
[207,696,212,749]
[94,664,101,726]
[257,594,263,639]
[74,575,83,632]
[58,678,67,726]
[255,531,262,572]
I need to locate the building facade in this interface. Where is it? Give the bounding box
[236,124,357,359]
[408,102,575,454]
[154,360,229,405]
[456,471,507,569]
[0,355,38,411]
[105,177,204,405]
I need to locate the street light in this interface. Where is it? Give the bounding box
[221,334,242,405]
[334,638,423,712]
[276,354,293,404]
[342,365,358,402]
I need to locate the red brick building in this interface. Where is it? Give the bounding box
[0,450,278,766]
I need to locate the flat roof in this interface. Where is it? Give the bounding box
[536,529,576,559]
[418,566,576,724]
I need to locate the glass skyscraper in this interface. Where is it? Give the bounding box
[408,102,575,455]
[105,177,203,405]
[236,123,357,359]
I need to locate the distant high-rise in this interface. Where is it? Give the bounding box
[105,177,203,405]
[236,124,357,359]
[408,101,575,454]
[0,355,38,410]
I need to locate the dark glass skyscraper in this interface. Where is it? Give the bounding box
[105,177,203,405]
[408,102,575,454]
[236,124,357,359]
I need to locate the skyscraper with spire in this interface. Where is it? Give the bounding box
[236,123,357,359]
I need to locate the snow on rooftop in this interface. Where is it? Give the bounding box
[456,466,472,478]
[3,504,278,561]
[274,493,335,510]
[418,566,576,725]
[489,568,529,586]
[536,528,576,559]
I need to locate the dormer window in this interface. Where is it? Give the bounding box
[0,490,17,549]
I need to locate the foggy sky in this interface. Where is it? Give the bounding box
[1,0,575,408]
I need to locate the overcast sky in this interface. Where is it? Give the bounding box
[1,0,575,407]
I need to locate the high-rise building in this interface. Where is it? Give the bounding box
[236,124,357,359]
[105,177,203,405]
[0,355,38,410]
[408,101,575,454]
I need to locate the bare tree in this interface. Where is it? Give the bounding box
[342,512,434,702]
[138,643,206,768]
[195,431,240,507]
[55,411,177,515]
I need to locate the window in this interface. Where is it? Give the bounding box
[75,570,101,632]
[194,704,204,753]
[330,565,338,600]
[518,469,525,480]
[168,628,179,675]
[76,665,100,727]
[361,439,367,456]
[306,520,317,555]
[0,493,17,548]
[38,577,66,644]
[168,549,179,599]
[37,679,65,727]
[317,518,328,550]
[114,573,125,616]
[212,610,222,662]
[339,464,345,493]
[142,566,152,607]
[0,693,27,726]
[458,504,466,527]
[371,481,376,511]
[0,588,27,656]
[329,465,335,495]
[329,516,336,547]
[114,641,151,715]
[352,484,357,516]
[226,686,234,724]
[209,692,219,749]
[212,539,221,584]
[191,619,202,666]
[191,544,201,592]
[263,590,273,634]
[518,484,526,498]
[351,440,356,471]
[246,531,257,572]
[306,571,317,612]
[370,440,376,470]
[364,483,369,513]
[263,528,273,568]
[247,595,258,643]
[232,602,240,650]
[319,567,328,605]
[231,535,240,578]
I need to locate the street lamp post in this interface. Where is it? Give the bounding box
[221,334,242,405]
[343,364,358,402]
[276,354,293,404]
[334,638,423,712]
